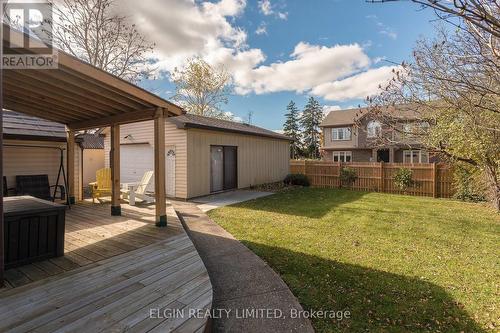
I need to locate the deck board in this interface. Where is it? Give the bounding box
[0,201,212,333]
[3,201,184,287]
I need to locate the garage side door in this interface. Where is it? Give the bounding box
[120,144,155,192]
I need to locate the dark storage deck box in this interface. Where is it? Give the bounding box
[3,196,66,269]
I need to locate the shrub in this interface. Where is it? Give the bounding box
[340,167,358,187]
[394,168,415,192]
[453,164,486,202]
[283,174,310,187]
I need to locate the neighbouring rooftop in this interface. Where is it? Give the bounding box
[321,105,421,127]
[3,110,66,141]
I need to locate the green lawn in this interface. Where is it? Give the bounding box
[208,188,500,332]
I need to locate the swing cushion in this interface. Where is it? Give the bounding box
[16,175,65,201]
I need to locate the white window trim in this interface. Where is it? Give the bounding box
[367,121,382,138]
[332,151,352,163]
[403,150,429,163]
[331,127,352,141]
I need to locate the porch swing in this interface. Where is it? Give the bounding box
[3,144,71,207]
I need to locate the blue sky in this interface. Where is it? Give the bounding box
[134,0,437,131]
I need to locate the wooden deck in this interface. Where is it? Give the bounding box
[0,202,213,332]
[3,201,185,288]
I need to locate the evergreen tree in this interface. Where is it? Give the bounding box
[283,101,302,158]
[300,97,324,159]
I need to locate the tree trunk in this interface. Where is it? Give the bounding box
[484,164,500,212]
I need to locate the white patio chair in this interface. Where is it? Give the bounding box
[121,170,154,205]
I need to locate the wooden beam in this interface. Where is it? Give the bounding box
[110,124,121,216]
[3,75,115,116]
[44,69,147,110]
[4,92,88,121]
[68,108,159,131]
[67,129,76,204]
[3,97,83,123]
[57,57,182,113]
[5,70,142,112]
[2,101,67,124]
[3,26,183,114]
[3,84,106,120]
[154,109,167,227]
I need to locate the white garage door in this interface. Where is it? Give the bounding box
[120,144,154,192]
[120,144,175,196]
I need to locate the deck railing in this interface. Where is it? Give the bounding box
[290,160,454,198]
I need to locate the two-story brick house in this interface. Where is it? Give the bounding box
[320,107,431,163]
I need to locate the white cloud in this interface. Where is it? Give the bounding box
[362,40,373,49]
[255,22,267,35]
[258,0,273,15]
[366,14,397,40]
[208,0,247,16]
[233,42,371,95]
[311,65,400,101]
[373,56,386,64]
[277,12,288,20]
[323,105,342,116]
[224,111,243,122]
[111,1,395,104]
[379,30,397,40]
[258,0,286,20]
[115,0,254,73]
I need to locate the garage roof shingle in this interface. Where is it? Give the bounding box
[168,114,292,141]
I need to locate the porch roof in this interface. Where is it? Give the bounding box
[2,26,183,130]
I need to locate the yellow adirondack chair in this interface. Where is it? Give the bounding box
[89,168,112,203]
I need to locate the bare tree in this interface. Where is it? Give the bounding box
[52,0,155,82]
[171,57,232,120]
[362,24,500,210]
[367,0,500,57]
[367,1,499,36]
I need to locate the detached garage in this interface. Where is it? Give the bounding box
[103,114,291,200]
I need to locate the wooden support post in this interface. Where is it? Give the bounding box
[110,124,121,216]
[380,162,385,192]
[389,148,395,163]
[154,109,167,227]
[67,129,76,204]
[432,162,438,198]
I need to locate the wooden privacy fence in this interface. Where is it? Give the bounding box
[290,160,454,198]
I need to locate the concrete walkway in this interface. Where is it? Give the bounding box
[191,190,273,212]
[173,201,314,333]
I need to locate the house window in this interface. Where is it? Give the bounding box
[403,122,430,136]
[367,121,382,138]
[403,150,429,163]
[403,123,413,135]
[332,151,352,162]
[332,127,351,141]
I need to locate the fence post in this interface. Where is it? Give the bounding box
[380,162,385,192]
[432,162,438,198]
[338,162,343,188]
